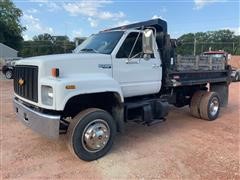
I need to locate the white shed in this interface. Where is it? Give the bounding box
[0,43,18,59]
[0,43,18,70]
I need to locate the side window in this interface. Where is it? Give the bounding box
[116,32,143,58]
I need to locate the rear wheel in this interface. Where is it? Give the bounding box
[5,70,13,79]
[199,92,220,121]
[190,91,205,118]
[67,108,116,161]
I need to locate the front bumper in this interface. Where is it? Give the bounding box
[13,98,60,139]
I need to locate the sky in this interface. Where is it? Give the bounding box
[13,0,240,40]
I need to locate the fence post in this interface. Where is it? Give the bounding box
[209,56,212,70]
[233,42,235,54]
[195,55,199,70]
[193,37,197,56]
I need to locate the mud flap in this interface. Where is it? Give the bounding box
[112,105,125,133]
[210,82,229,107]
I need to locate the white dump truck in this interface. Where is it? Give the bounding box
[13,19,231,161]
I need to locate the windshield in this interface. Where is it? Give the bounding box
[74,31,124,54]
[207,54,224,58]
[203,53,225,59]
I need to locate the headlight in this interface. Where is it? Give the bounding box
[41,85,53,106]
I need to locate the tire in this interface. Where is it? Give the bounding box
[190,91,205,118]
[199,92,220,121]
[235,74,239,82]
[67,108,116,161]
[5,70,13,79]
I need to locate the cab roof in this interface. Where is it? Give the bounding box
[105,18,167,33]
[204,51,226,54]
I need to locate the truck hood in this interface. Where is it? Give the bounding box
[16,53,112,78]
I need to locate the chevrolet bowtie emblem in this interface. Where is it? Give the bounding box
[18,78,25,86]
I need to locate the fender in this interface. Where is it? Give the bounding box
[2,65,14,74]
[54,73,124,111]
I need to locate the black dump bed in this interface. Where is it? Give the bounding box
[106,18,168,33]
[109,19,232,87]
[166,55,231,87]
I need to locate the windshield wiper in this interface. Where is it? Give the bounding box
[80,48,99,53]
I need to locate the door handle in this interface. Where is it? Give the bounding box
[152,64,160,68]
[125,59,140,64]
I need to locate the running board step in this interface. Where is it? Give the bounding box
[144,118,166,126]
[125,99,169,124]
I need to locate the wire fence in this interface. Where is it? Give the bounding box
[177,41,239,55]
[19,40,240,57]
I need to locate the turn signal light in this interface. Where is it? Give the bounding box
[65,85,76,89]
[51,68,59,77]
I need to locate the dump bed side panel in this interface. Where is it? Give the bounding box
[175,55,226,71]
[164,55,231,87]
[166,69,231,87]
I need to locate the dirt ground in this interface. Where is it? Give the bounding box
[229,56,240,69]
[0,74,239,179]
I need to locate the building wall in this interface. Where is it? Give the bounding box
[0,43,18,59]
[0,58,5,70]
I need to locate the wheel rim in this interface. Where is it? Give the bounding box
[82,119,110,153]
[6,71,12,79]
[209,97,219,117]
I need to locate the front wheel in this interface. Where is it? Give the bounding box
[5,70,13,79]
[67,108,116,161]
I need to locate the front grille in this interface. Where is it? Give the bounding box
[14,65,38,102]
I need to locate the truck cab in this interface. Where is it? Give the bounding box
[203,50,227,57]
[13,19,231,161]
[203,50,229,62]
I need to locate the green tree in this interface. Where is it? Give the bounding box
[19,33,76,57]
[0,0,25,50]
[52,35,74,54]
[74,37,86,46]
[176,33,195,55]
[32,33,54,55]
[177,30,240,55]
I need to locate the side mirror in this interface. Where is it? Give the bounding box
[142,29,154,54]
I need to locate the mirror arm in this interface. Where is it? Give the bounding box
[131,52,143,59]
